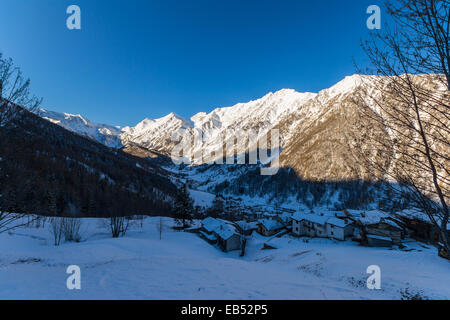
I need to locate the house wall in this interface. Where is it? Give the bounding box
[366,224,402,244]
[293,220,327,238]
[326,224,345,240]
[326,224,354,240]
[293,220,354,240]
[292,220,354,240]
[405,220,441,243]
[292,220,304,236]
[258,225,282,237]
[311,222,327,238]
[367,237,393,247]
[200,226,214,235]
[303,221,316,237]
[345,225,354,237]
[224,234,242,252]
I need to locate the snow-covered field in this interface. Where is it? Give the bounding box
[0,217,448,300]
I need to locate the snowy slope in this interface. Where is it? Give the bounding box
[0,216,448,300]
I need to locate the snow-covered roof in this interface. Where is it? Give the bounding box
[292,213,330,226]
[201,217,239,240]
[357,211,390,226]
[383,219,403,230]
[258,219,284,231]
[235,220,258,230]
[293,214,352,228]
[335,212,348,218]
[335,210,356,218]
[215,223,238,240]
[201,217,222,233]
[356,211,403,230]
[395,209,431,222]
[396,209,450,230]
[292,212,307,221]
[327,217,352,228]
[278,212,293,224]
[303,215,329,226]
[367,234,392,242]
[199,231,217,241]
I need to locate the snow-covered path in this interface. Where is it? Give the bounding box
[0,217,448,300]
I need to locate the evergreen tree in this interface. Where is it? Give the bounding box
[173,183,194,228]
[207,194,224,218]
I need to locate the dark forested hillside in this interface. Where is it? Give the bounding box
[212,166,411,212]
[0,108,177,217]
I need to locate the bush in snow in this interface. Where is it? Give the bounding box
[49,217,82,245]
[62,218,82,242]
[399,288,429,300]
[109,216,129,238]
[49,218,65,246]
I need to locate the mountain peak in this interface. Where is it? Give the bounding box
[317,74,366,99]
[39,108,123,148]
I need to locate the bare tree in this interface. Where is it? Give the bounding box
[156,216,165,240]
[355,0,449,257]
[0,52,42,233]
[0,52,42,126]
[0,212,33,234]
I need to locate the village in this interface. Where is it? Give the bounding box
[194,207,450,259]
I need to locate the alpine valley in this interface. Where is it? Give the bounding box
[35,74,446,213]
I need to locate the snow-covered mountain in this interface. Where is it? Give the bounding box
[39,109,123,148]
[119,89,316,161]
[37,74,447,210]
[37,75,378,173]
[121,112,194,155]
[39,74,445,184]
[40,88,317,160]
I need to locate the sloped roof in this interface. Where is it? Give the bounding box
[395,209,449,230]
[293,212,354,228]
[258,219,284,231]
[235,220,259,230]
[303,215,329,225]
[357,211,390,226]
[199,231,217,241]
[327,217,352,228]
[292,213,328,225]
[383,219,403,230]
[279,212,293,223]
[201,217,222,233]
[292,212,306,222]
[215,223,239,240]
[201,217,239,240]
[367,234,392,242]
[356,211,403,230]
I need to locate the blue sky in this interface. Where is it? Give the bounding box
[0,0,381,127]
